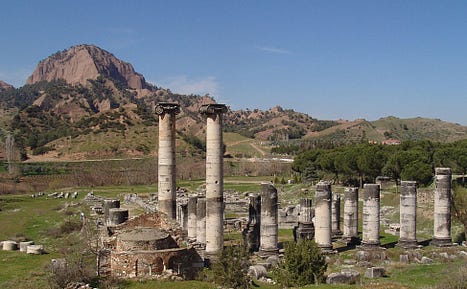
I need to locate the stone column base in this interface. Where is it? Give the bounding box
[342,236,361,246]
[332,230,343,238]
[396,239,420,249]
[430,237,453,247]
[258,248,279,258]
[358,241,382,250]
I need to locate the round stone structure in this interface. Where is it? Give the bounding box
[116,227,178,252]
[108,208,129,226]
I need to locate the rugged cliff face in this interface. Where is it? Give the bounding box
[26,44,149,89]
[0,80,14,91]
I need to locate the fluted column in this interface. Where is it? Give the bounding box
[196,197,206,247]
[155,102,181,219]
[259,183,279,256]
[362,184,380,247]
[200,104,228,256]
[294,198,314,241]
[332,193,342,236]
[431,168,452,246]
[343,187,359,244]
[397,181,418,248]
[314,181,332,251]
[187,196,198,241]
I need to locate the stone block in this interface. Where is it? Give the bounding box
[365,267,385,278]
[248,265,267,279]
[400,254,409,263]
[420,256,433,264]
[2,240,18,251]
[326,269,360,285]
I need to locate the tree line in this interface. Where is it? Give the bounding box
[292,139,467,187]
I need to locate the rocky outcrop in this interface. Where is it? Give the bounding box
[0,80,14,91]
[26,44,149,89]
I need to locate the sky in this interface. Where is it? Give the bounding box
[1,0,467,124]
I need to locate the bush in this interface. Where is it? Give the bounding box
[210,245,251,289]
[271,239,327,287]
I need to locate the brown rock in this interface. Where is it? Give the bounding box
[0,80,14,91]
[26,44,148,89]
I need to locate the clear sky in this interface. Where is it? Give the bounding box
[1,1,466,124]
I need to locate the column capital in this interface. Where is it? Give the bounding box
[199,104,228,115]
[155,102,181,115]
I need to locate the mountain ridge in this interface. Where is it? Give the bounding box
[0,44,466,161]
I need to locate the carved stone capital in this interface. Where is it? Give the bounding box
[199,104,228,116]
[155,102,181,115]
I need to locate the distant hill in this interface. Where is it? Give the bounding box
[304,116,467,145]
[0,44,466,161]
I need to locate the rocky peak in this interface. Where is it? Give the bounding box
[0,80,14,91]
[26,44,149,89]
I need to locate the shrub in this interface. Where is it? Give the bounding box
[210,245,251,289]
[271,239,327,287]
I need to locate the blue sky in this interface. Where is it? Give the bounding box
[1,1,467,124]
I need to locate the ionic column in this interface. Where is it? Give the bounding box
[397,181,418,248]
[196,197,206,247]
[187,196,198,241]
[332,193,342,237]
[200,104,228,257]
[343,187,359,244]
[155,102,181,219]
[362,184,380,247]
[431,168,452,246]
[314,181,332,251]
[259,183,279,256]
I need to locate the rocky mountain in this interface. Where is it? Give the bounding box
[26,44,149,90]
[0,80,14,91]
[0,44,466,161]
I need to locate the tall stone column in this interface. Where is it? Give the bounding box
[362,184,380,247]
[431,168,452,246]
[187,196,198,241]
[314,181,333,251]
[259,183,279,257]
[155,102,181,219]
[343,187,359,244]
[294,198,314,241]
[332,193,342,237]
[196,197,206,247]
[243,193,261,253]
[397,181,418,248]
[200,104,228,256]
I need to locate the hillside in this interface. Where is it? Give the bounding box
[304,117,467,145]
[0,44,466,161]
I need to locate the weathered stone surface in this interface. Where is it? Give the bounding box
[400,254,409,263]
[362,184,381,247]
[420,256,433,264]
[157,102,181,220]
[331,193,342,236]
[315,181,332,250]
[200,104,227,257]
[2,240,18,251]
[26,244,44,254]
[248,265,267,279]
[19,241,34,252]
[26,44,148,89]
[398,181,418,248]
[243,193,261,252]
[259,183,279,257]
[365,267,385,278]
[432,168,453,246]
[343,187,359,244]
[327,269,360,284]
